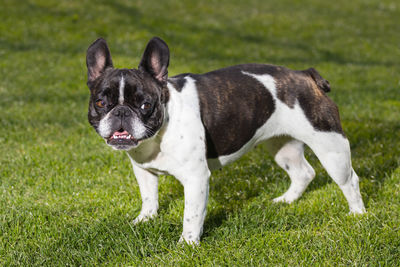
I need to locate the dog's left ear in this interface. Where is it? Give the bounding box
[138,37,170,84]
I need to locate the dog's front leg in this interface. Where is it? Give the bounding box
[131,163,159,224]
[178,169,210,245]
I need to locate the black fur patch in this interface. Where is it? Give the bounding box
[168,74,189,92]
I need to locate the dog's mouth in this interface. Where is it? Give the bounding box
[106,129,140,150]
[110,130,134,140]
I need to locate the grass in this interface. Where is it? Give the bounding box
[0,0,399,265]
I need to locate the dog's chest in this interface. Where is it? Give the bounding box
[128,77,208,176]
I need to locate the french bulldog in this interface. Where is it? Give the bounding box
[86,37,365,245]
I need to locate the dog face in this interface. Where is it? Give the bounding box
[86,38,170,150]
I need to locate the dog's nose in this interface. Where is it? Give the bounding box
[112,106,132,118]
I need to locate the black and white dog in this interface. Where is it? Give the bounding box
[86,37,365,244]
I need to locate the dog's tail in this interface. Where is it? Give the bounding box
[302,68,331,93]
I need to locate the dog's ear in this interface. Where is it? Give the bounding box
[138,37,170,84]
[86,38,113,83]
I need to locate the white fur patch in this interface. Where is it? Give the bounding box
[131,115,147,139]
[98,112,112,138]
[118,76,125,105]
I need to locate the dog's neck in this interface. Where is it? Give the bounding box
[126,102,170,165]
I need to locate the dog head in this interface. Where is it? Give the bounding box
[86,37,169,150]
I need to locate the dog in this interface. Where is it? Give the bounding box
[86,37,365,245]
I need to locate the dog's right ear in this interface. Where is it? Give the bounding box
[138,37,170,85]
[86,38,113,84]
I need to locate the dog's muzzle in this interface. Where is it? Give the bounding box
[105,106,142,150]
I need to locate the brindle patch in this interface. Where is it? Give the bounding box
[172,65,276,158]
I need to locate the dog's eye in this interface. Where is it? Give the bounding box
[96,100,105,108]
[141,102,152,110]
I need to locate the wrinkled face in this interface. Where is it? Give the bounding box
[88,68,164,150]
[86,37,170,150]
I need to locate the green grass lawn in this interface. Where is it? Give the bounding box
[1,0,399,265]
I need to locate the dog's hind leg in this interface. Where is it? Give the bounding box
[266,137,316,203]
[305,133,365,214]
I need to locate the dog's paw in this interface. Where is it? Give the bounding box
[132,212,157,224]
[273,194,295,204]
[178,235,200,246]
[348,207,366,215]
